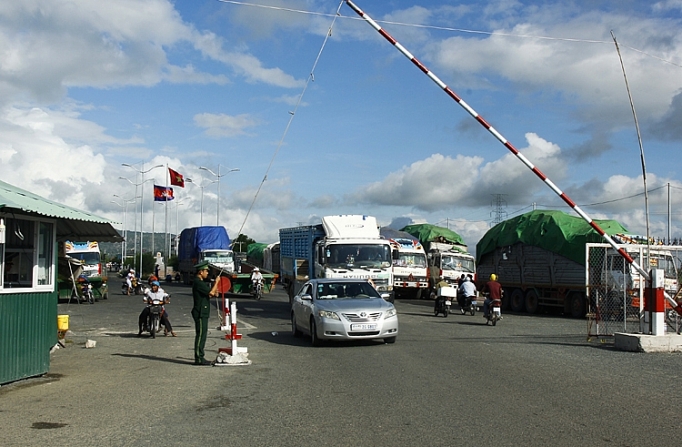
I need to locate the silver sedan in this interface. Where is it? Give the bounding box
[291,278,399,346]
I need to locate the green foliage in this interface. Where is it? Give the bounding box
[233,233,256,253]
[167,255,179,270]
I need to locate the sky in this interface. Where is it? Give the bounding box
[1,0,682,255]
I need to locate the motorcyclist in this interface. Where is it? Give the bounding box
[138,280,176,337]
[433,279,451,313]
[482,273,503,319]
[125,269,135,295]
[251,267,263,293]
[457,274,477,314]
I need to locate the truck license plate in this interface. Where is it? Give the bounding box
[351,323,377,331]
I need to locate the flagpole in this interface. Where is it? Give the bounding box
[165,164,169,277]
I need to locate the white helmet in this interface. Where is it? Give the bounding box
[253,267,259,272]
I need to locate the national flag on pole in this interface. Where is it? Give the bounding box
[169,167,185,188]
[154,185,174,201]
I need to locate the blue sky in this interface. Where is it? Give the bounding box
[1,0,681,252]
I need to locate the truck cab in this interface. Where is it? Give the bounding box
[64,241,102,278]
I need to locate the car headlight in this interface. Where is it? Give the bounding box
[384,308,397,319]
[317,310,340,320]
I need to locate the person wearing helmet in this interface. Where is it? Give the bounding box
[138,280,175,337]
[457,274,477,313]
[482,273,503,319]
[250,267,263,295]
[125,269,135,295]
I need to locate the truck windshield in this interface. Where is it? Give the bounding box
[326,244,391,269]
[442,255,475,273]
[68,252,100,266]
[395,253,427,268]
[204,251,234,264]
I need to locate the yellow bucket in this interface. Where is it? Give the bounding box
[57,314,69,331]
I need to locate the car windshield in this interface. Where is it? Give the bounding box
[325,244,392,269]
[316,282,381,299]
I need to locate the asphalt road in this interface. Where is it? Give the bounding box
[1,279,681,447]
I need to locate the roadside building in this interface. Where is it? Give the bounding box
[0,180,121,385]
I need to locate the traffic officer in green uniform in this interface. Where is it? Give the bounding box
[192,261,220,366]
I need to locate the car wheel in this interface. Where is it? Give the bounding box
[291,312,301,337]
[310,319,322,347]
[384,336,396,344]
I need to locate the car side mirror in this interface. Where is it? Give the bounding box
[381,293,391,301]
[301,294,313,301]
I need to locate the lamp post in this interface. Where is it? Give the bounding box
[174,200,185,256]
[199,165,239,226]
[121,163,163,275]
[111,195,135,265]
[186,178,218,227]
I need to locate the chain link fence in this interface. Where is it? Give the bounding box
[586,243,682,338]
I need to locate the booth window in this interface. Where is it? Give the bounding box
[1,217,55,291]
[37,222,53,286]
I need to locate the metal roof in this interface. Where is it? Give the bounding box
[0,180,123,242]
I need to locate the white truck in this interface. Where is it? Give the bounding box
[64,241,102,278]
[429,242,477,286]
[380,228,429,299]
[280,215,395,303]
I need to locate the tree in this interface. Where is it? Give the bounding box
[232,234,255,253]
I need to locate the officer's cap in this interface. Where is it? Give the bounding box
[194,261,210,271]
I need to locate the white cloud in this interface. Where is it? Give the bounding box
[193,113,260,138]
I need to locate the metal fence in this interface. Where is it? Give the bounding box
[586,243,682,338]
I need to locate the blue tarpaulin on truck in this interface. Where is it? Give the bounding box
[178,226,231,261]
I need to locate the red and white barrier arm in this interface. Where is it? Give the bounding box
[344,0,681,315]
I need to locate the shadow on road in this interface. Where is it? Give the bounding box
[112,353,194,365]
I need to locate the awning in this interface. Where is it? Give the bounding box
[0,180,123,242]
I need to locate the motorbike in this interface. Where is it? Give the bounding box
[78,275,95,304]
[122,276,143,295]
[434,286,456,317]
[253,278,264,301]
[485,298,502,326]
[142,295,169,339]
[460,295,477,316]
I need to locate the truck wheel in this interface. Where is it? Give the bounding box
[510,289,525,313]
[568,293,585,318]
[501,288,512,311]
[525,289,539,314]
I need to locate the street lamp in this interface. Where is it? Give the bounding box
[199,165,239,226]
[111,195,135,265]
[122,163,164,276]
[186,178,218,226]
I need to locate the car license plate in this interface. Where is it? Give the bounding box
[351,323,377,331]
[445,300,451,305]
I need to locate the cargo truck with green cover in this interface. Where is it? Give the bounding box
[475,210,629,317]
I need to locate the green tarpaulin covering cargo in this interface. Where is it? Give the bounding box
[475,209,629,265]
[400,223,467,252]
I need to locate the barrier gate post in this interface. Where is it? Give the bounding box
[644,269,665,335]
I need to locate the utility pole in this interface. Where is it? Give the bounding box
[490,194,508,227]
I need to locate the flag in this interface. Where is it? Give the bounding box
[153,185,174,201]
[169,167,185,188]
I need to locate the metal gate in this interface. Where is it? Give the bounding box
[586,243,682,337]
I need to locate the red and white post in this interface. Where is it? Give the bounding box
[644,269,666,335]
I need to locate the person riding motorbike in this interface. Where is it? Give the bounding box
[251,267,263,293]
[482,273,504,319]
[138,281,176,337]
[433,279,452,313]
[125,269,135,296]
[457,274,477,314]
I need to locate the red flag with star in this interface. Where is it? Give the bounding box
[169,167,185,188]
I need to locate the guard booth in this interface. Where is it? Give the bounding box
[0,180,121,385]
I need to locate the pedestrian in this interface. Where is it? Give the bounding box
[191,261,220,366]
